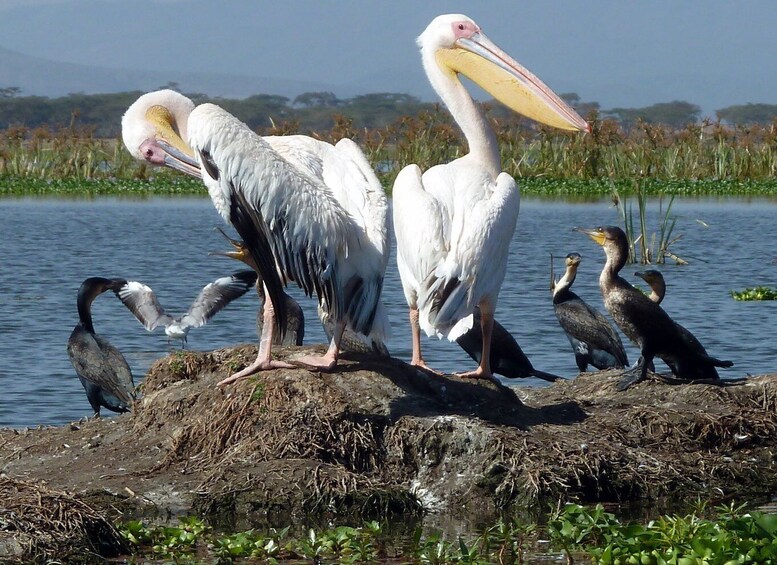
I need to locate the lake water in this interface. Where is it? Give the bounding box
[0,196,775,428]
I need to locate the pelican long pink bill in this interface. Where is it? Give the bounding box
[434,18,590,132]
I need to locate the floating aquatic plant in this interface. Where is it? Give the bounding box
[548,502,777,565]
[730,286,777,301]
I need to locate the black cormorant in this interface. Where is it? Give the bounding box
[455,307,562,382]
[67,277,136,417]
[634,268,732,380]
[578,226,732,390]
[115,270,258,347]
[552,252,629,371]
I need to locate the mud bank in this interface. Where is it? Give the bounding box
[1,344,775,562]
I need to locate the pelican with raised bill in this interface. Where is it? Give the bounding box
[121,90,390,384]
[393,14,589,380]
[114,270,258,348]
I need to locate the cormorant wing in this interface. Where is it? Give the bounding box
[555,297,629,365]
[67,328,135,404]
[180,270,258,329]
[114,281,174,331]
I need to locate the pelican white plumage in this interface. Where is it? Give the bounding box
[393,14,589,379]
[122,90,390,383]
[115,271,258,347]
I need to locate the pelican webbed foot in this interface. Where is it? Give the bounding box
[217,357,295,386]
[290,353,338,372]
[455,367,497,383]
[410,359,445,377]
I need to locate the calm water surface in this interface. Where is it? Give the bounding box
[0,196,775,427]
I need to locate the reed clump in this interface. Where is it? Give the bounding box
[3,108,777,196]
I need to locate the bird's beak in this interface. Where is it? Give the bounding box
[208,249,245,260]
[575,227,606,246]
[157,140,201,178]
[145,104,201,177]
[208,227,251,263]
[437,32,590,132]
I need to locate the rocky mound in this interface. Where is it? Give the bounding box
[1,344,775,562]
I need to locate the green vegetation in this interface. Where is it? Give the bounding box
[731,287,777,301]
[3,90,777,197]
[118,517,542,564]
[117,504,777,564]
[612,182,686,265]
[549,502,777,565]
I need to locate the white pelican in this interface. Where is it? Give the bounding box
[393,14,589,379]
[122,90,390,383]
[114,270,258,347]
[67,277,136,417]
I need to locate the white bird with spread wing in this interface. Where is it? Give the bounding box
[116,270,257,347]
[393,14,589,380]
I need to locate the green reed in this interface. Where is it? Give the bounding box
[611,181,684,265]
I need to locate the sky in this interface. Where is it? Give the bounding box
[1,0,777,116]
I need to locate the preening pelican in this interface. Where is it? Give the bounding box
[122,90,390,383]
[579,226,733,390]
[67,277,136,417]
[115,270,258,347]
[551,253,629,371]
[393,14,589,379]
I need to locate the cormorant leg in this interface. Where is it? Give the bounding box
[617,353,651,391]
[217,284,294,386]
[409,306,443,375]
[291,319,345,371]
[456,302,496,382]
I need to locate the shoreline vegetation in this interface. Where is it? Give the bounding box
[1,108,777,197]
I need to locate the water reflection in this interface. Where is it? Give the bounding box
[0,196,774,428]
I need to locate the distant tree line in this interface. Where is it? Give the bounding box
[1,85,777,139]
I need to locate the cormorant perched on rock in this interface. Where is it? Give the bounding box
[552,252,629,371]
[115,271,258,348]
[634,269,732,381]
[67,277,136,417]
[578,226,732,390]
[209,227,306,348]
[455,307,562,382]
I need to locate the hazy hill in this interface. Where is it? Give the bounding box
[0,45,349,100]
